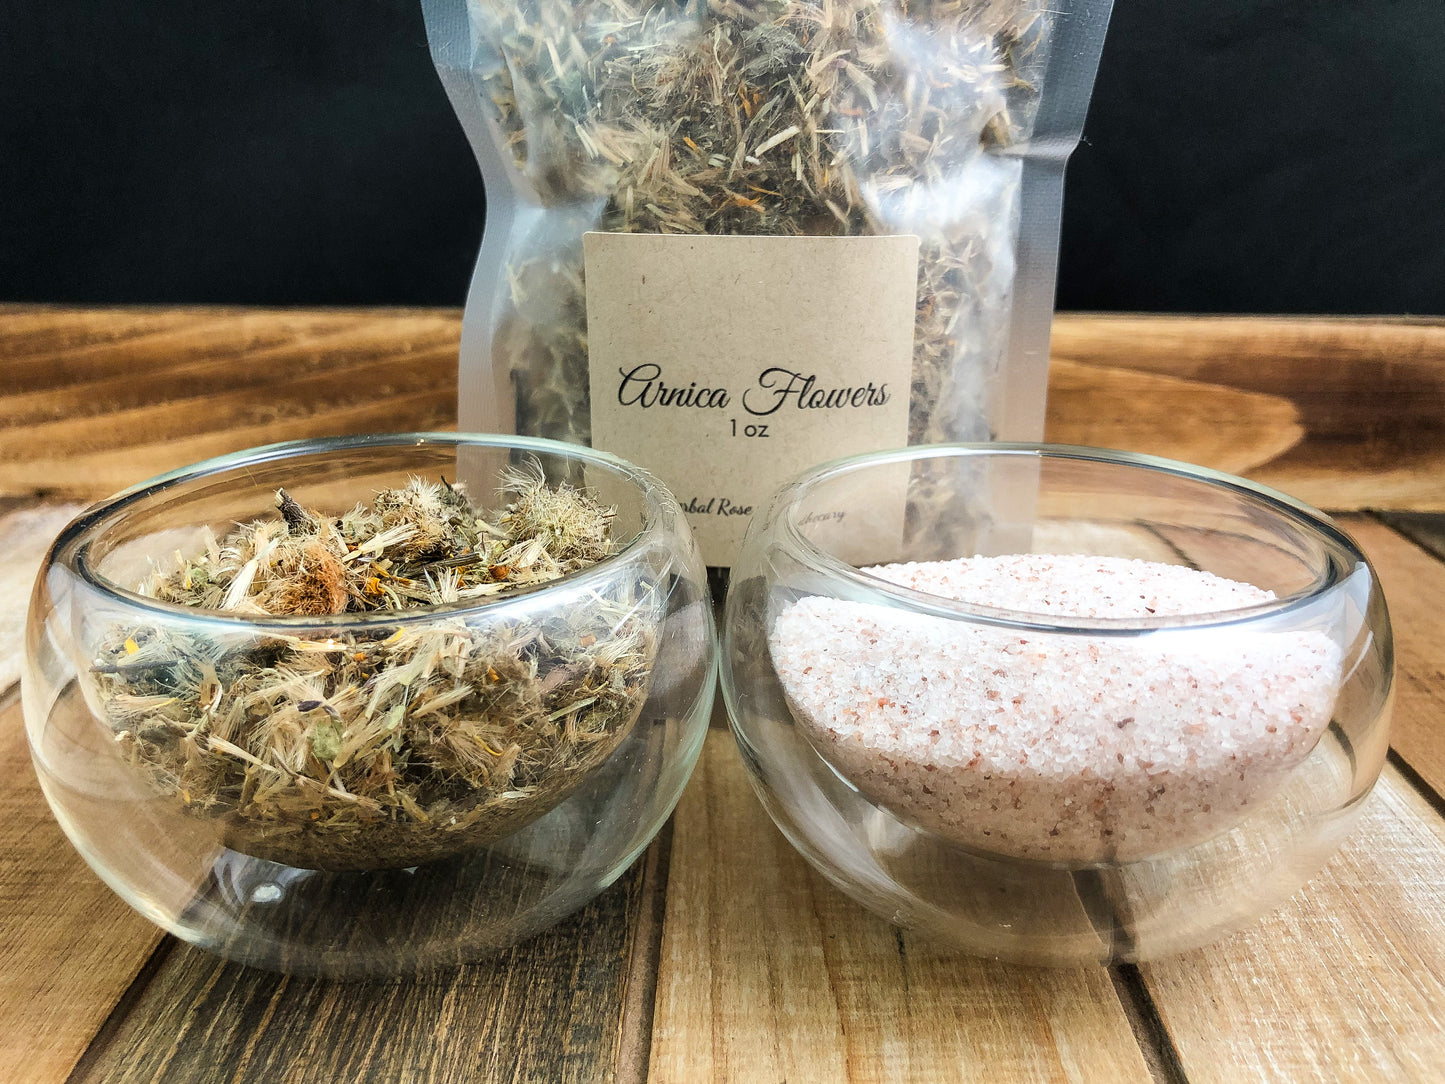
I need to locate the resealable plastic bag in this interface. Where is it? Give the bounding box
[424,0,1113,564]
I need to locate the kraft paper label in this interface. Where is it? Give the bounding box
[584,232,918,566]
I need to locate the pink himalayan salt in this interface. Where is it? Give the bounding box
[770,554,1341,863]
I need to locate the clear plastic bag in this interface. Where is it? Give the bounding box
[425,0,1112,558]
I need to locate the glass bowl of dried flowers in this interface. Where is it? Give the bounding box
[723,444,1392,964]
[24,433,714,976]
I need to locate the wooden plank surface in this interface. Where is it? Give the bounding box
[1049,315,1445,511]
[0,695,165,1084]
[1378,512,1445,563]
[1336,515,1445,799]
[1139,768,1445,1084]
[3,307,1444,510]
[0,307,458,497]
[1043,356,1305,478]
[650,731,1156,1084]
[0,492,663,1084]
[1129,511,1445,1083]
[69,846,661,1084]
[6,308,1445,1084]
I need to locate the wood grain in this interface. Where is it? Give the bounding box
[649,731,1155,1084]
[4,307,1445,509]
[1043,356,1305,478]
[1128,513,1445,1081]
[0,307,458,498]
[1050,315,1445,511]
[6,307,1445,1083]
[70,844,660,1084]
[1377,512,1445,563]
[1140,767,1445,1084]
[0,696,164,1084]
[1335,515,1445,800]
[0,483,664,1084]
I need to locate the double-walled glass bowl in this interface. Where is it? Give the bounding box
[723,445,1392,964]
[24,434,714,976]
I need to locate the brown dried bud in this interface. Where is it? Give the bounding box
[276,541,350,616]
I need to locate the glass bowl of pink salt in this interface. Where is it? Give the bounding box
[722,444,1392,964]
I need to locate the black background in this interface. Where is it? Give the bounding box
[2,1,1442,314]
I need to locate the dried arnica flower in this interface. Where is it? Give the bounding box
[90,468,658,871]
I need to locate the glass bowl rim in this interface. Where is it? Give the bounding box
[53,432,676,629]
[773,442,1372,634]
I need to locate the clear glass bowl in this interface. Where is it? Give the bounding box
[723,444,1392,964]
[24,433,714,977]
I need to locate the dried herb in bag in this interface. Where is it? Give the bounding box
[425,0,1112,564]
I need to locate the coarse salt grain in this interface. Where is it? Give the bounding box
[769,554,1342,863]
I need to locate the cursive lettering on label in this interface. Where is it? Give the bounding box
[741,368,890,416]
[617,364,730,409]
[616,364,890,419]
[680,496,754,517]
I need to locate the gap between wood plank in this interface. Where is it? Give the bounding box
[1360,511,1445,804]
[1126,513,1445,1080]
[1385,750,1445,822]
[1374,513,1445,562]
[63,938,179,1084]
[1107,965,1190,1084]
[1140,523,1196,570]
[650,731,1158,1082]
[0,695,166,1084]
[615,820,674,1084]
[1072,836,1191,1084]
